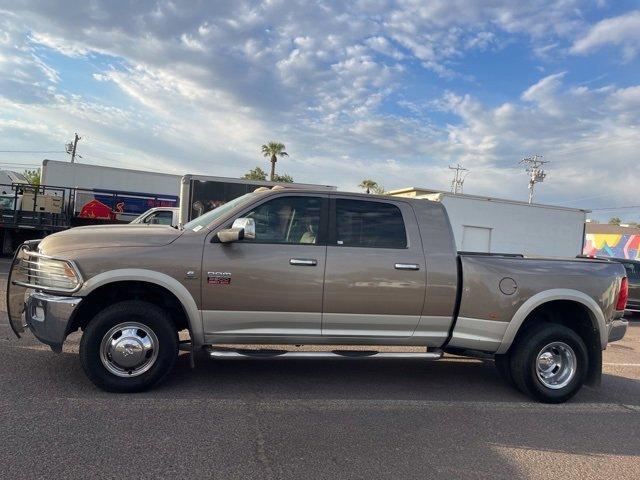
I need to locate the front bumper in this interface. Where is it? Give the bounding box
[24,290,82,352]
[607,319,628,343]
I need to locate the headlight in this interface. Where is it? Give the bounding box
[30,256,81,292]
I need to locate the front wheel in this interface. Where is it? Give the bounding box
[510,323,588,403]
[79,301,178,392]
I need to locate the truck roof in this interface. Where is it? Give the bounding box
[42,159,182,180]
[251,187,427,203]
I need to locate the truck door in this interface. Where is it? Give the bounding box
[322,197,427,337]
[201,194,328,337]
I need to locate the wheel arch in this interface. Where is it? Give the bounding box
[496,289,606,355]
[496,289,606,386]
[71,269,203,346]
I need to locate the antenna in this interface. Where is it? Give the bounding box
[449,163,469,194]
[519,155,548,204]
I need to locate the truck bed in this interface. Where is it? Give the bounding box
[448,253,625,353]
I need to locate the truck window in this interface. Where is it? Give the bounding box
[622,263,640,281]
[184,192,259,231]
[335,199,407,248]
[243,196,322,245]
[144,211,174,225]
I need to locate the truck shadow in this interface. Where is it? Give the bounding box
[172,353,640,404]
[171,354,640,461]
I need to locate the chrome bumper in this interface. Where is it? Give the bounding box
[607,319,628,343]
[24,291,82,352]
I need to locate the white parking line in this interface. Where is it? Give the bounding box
[1,397,638,414]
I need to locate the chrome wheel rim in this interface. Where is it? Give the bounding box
[99,322,159,377]
[535,341,576,390]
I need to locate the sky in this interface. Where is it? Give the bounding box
[0,0,639,221]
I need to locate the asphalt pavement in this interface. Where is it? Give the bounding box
[1,257,639,479]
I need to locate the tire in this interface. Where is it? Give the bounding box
[510,323,588,403]
[494,353,515,387]
[79,300,178,392]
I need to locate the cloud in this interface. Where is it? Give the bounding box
[437,74,640,206]
[365,36,405,60]
[571,11,640,60]
[29,31,89,57]
[0,1,637,219]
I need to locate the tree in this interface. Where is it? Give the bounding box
[273,173,294,183]
[608,217,621,225]
[242,166,268,181]
[359,179,384,194]
[261,141,288,181]
[372,184,385,195]
[242,167,294,183]
[359,179,377,194]
[23,168,40,186]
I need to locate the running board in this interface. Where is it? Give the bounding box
[206,347,443,360]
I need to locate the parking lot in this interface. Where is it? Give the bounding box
[1,257,639,479]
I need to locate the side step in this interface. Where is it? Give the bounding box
[206,347,443,360]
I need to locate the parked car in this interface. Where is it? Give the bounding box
[130,207,179,227]
[608,258,640,316]
[578,256,639,317]
[8,188,628,403]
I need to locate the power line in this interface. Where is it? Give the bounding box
[519,154,548,204]
[448,163,469,194]
[65,133,82,163]
[0,150,65,153]
[590,205,640,211]
[0,162,43,165]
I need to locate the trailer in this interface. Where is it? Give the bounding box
[388,187,587,257]
[0,181,178,254]
[179,174,336,224]
[41,159,181,196]
[0,182,72,254]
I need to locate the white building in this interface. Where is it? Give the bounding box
[388,187,587,258]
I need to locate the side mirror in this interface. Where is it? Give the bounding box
[217,228,244,243]
[216,217,256,243]
[232,217,255,239]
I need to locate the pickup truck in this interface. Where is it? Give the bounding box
[7,188,629,403]
[130,207,180,227]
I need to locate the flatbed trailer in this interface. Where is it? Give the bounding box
[0,182,178,254]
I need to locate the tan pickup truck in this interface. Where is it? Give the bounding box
[7,188,629,403]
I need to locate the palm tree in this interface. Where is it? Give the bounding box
[261,142,289,181]
[359,179,379,194]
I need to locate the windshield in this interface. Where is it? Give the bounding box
[183,192,259,231]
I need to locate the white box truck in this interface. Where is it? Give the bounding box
[41,159,181,195]
[388,188,587,258]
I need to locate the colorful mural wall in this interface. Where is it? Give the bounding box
[583,233,640,260]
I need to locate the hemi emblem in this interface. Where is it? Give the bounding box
[207,271,231,285]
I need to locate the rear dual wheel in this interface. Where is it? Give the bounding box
[80,301,178,392]
[496,323,588,403]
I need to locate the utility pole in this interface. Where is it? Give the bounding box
[449,163,469,194]
[519,155,548,204]
[65,133,81,163]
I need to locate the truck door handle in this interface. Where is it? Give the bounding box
[395,263,420,271]
[290,258,318,266]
